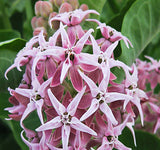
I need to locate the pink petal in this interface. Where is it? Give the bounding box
[62,125,71,150]
[74,29,94,54]
[59,22,71,48]
[78,93,92,109]
[36,116,62,131]
[114,139,131,150]
[70,66,83,92]
[48,89,66,115]
[71,117,97,136]
[78,70,99,97]
[154,118,160,133]
[51,63,62,87]
[90,34,101,55]
[45,58,56,78]
[100,103,118,125]
[61,59,71,84]
[80,98,99,121]
[67,86,86,116]
[67,26,76,46]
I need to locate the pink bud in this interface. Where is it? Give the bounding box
[35,1,53,18]
[55,0,67,7]
[31,16,38,29]
[68,0,79,10]
[36,17,48,28]
[59,2,73,13]
[79,4,89,11]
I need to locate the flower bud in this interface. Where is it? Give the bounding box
[36,17,48,28]
[54,0,67,7]
[31,16,38,29]
[35,1,53,18]
[68,0,79,10]
[59,2,73,13]
[79,4,88,11]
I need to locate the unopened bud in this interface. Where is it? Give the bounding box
[31,16,38,29]
[49,0,56,5]
[54,0,67,7]
[36,17,48,28]
[35,1,53,18]
[79,4,88,11]
[68,0,79,10]
[59,2,73,13]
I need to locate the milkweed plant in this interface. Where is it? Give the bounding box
[1,0,160,150]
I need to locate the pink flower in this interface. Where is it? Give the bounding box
[49,9,99,45]
[36,86,97,149]
[87,19,133,51]
[124,64,148,126]
[38,23,95,91]
[96,113,133,150]
[78,70,132,125]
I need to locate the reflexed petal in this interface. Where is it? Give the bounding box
[36,116,62,131]
[70,66,83,92]
[71,117,97,136]
[48,89,66,115]
[80,98,99,121]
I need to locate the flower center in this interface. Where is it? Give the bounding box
[61,112,72,125]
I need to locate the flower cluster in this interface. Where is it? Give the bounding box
[136,57,160,134]
[5,1,149,150]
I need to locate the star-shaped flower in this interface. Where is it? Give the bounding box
[36,86,97,149]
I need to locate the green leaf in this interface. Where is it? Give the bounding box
[119,128,160,150]
[9,120,28,150]
[0,30,21,42]
[0,93,11,119]
[101,0,129,24]
[7,0,26,16]
[119,0,160,65]
[0,119,21,150]
[0,37,26,93]
[23,110,41,131]
[0,49,24,93]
